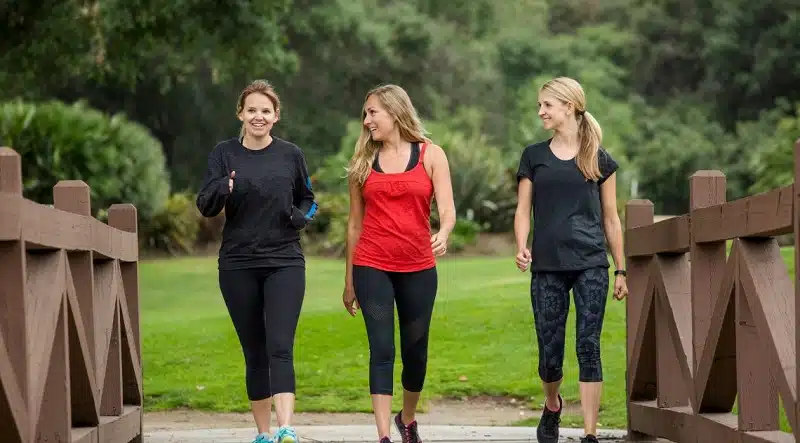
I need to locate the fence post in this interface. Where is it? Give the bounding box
[624,199,654,441]
[688,171,728,412]
[0,147,28,443]
[794,138,800,433]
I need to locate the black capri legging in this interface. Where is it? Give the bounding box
[353,265,438,396]
[219,266,305,401]
[530,266,609,383]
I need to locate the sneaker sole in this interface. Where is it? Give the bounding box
[278,438,296,443]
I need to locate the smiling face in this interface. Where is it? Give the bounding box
[362,93,396,142]
[238,92,279,138]
[537,91,575,131]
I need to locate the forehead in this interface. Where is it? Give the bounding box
[243,92,274,109]
[364,94,385,110]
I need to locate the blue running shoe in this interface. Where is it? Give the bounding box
[253,432,274,443]
[274,426,299,443]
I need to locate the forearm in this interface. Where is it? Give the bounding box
[196,176,229,217]
[604,215,625,270]
[344,225,361,287]
[514,208,531,250]
[437,205,456,237]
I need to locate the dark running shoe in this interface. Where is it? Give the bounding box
[536,394,562,443]
[394,411,422,443]
[380,437,392,443]
[581,435,599,443]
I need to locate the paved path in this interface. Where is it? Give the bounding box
[144,425,629,442]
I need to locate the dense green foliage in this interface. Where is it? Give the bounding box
[0,99,169,218]
[2,0,798,254]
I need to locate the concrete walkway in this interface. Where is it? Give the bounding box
[144,425,629,442]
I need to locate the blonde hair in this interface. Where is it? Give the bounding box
[540,77,603,181]
[347,84,431,186]
[236,79,282,137]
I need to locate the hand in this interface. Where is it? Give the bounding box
[431,232,449,256]
[228,170,236,193]
[515,247,532,272]
[343,285,359,317]
[613,275,628,300]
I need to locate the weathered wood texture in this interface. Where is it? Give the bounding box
[624,139,800,443]
[0,147,142,443]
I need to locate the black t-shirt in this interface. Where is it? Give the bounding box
[516,138,619,272]
[196,136,317,270]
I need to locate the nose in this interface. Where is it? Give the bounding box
[363,115,371,126]
[537,107,546,117]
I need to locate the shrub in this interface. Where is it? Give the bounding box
[0,99,170,219]
[138,192,199,256]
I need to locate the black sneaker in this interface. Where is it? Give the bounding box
[536,394,562,443]
[394,411,422,443]
[581,435,599,443]
[380,437,392,443]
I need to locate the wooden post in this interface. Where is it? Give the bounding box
[624,199,655,441]
[54,180,99,425]
[794,137,800,433]
[0,147,29,443]
[688,171,731,412]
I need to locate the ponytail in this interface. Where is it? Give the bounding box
[575,111,603,182]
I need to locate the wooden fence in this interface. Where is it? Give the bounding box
[0,147,142,443]
[624,140,800,443]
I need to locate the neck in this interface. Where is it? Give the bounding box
[242,133,272,150]
[381,130,407,154]
[552,119,579,147]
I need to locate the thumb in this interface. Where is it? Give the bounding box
[230,170,236,179]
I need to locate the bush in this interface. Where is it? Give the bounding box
[138,192,199,256]
[0,99,170,219]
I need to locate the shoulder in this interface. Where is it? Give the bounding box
[597,146,618,167]
[273,136,306,158]
[423,142,445,158]
[208,137,238,159]
[521,139,550,162]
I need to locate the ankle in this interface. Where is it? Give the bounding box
[545,395,561,412]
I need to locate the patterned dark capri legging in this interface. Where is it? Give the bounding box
[530,266,609,383]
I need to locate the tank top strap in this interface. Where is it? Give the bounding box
[419,142,428,164]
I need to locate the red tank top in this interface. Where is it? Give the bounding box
[353,143,436,272]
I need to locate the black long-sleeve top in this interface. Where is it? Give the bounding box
[196,137,318,270]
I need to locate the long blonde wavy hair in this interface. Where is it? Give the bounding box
[347,84,431,186]
[540,77,604,181]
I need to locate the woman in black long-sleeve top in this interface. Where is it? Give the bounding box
[196,79,317,443]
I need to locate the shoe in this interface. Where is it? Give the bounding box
[253,432,274,443]
[274,426,299,443]
[536,394,562,443]
[581,435,599,443]
[394,411,422,443]
[379,437,393,443]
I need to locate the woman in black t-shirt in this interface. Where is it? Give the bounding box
[513,76,628,443]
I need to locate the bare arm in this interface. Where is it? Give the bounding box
[600,172,625,271]
[345,176,365,289]
[425,144,456,237]
[514,178,533,252]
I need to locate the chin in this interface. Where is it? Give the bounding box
[369,132,383,142]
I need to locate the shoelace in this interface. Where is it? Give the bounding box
[401,421,421,443]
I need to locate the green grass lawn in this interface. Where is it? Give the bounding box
[140,246,796,430]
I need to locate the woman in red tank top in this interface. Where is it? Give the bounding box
[342,84,456,443]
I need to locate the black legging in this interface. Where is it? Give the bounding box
[219,266,305,401]
[530,266,609,383]
[353,265,438,395]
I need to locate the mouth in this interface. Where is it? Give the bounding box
[251,122,266,128]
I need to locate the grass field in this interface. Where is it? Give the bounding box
[140,247,796,430]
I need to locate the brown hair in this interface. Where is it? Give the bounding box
[236,80,281,137]
[540,77,603,181]
[347,84,431,186]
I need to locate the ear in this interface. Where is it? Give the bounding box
[237,113,244,123]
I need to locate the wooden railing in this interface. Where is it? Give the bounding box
[624,140,800,443]
[0,147,142,443]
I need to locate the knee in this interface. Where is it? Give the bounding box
[538,358,563,383]
[370,339,395,365]
[576,340,603,382]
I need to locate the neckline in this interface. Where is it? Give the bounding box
[238,136,275,153]
[547,138,577,162]
[374,142,421,175]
